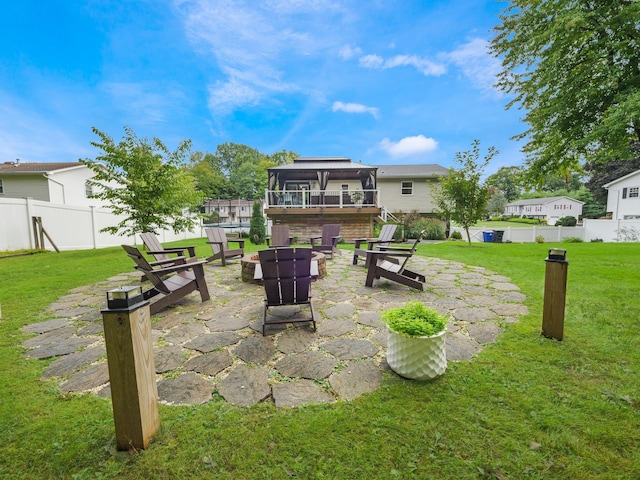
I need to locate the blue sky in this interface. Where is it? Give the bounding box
[0,0,525,174]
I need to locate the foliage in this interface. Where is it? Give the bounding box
[617,226,640,242]
[374,222,404,241]
[585,152,640,205]
[535,235,545,243]
[249,200,266,244]
[381,301,447,337]
[434,140,497,245]
[509,217,541,225]
[81,127,202,236]
[562,236,584,243]
[405,218,445,240]
[556,216,577,227]
[189,143,297,200]
[486,189,507,216]
[491,1,640,183]
[450,230,463,240]
[485,166,524,202]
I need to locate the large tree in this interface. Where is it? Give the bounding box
[434,140,497,245]
[82,126,202,236]
[491,1,640,183]
[485,166,525,202]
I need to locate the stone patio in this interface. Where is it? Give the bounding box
[22,248,529,408]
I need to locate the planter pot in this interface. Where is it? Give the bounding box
[386,328,447,380]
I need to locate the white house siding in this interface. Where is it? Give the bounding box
[546,198,582,225]
[605,170,640,220]
[1,175,51,202]
[504,196,583,225]
[377,178,438,214]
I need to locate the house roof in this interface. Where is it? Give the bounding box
[376,164,449,178]
[268,157,375,172]
[602,168,640,188]
[506,196,585,206]
[0,161,84,174]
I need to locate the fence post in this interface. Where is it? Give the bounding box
[542,248,568,341]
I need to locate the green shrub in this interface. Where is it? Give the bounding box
[556,216,577,226]
[509,217,540,225]
[535,235,545,243]
[562,236,583,243]
[450,231,463,240]
[406,218,445,240]
[381,301,447,337]
[248,200,266,244]
[590,238,603,243]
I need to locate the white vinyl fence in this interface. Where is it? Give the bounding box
[0,197,205,251]
[451,219,640,243]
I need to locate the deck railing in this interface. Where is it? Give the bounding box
[265,189,380,209]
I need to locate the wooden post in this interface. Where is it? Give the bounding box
[542,250,568,341]
[102,294,158,450]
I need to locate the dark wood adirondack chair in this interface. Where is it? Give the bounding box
[258,247,316,336]
[363,237,426,291]
[139,232,197,267]
[266,225,292,248]
[122,245,210,314]
[352,223,398,265]
[310,224,340,259]
[204,227,245,266]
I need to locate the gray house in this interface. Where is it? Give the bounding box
[376,164,449,217]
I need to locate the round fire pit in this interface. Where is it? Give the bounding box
[241,251,327,284]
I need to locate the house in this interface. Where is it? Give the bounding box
[603,169,640,220]
[263,157,448,241]
[0,160,109,207]
[376,164,449,216]
[202,198,257,225]
[504,196,584,225]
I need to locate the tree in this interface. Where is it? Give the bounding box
[585,150,640,205]
[486,166,524,202]
[486,188,507,217]
[81,126,202,236]
[491,1,640,183]
[434,140,497,245]
[249,200,266,244]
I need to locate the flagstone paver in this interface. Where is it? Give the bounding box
[22,247,528,408]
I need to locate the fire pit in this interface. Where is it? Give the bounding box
[241,251,327,284]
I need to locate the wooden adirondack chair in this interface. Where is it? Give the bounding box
[204,227,245,266]
[122,245,210,314]
[310,224,340,259]
[258,247,316,336]
[363,237,426,291]
[352,223,398,265]
[266,225,292,248]
[139,232,197,267]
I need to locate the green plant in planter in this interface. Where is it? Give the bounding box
[350,190,364,204]
[381,301,447,337]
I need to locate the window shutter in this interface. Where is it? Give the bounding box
[622,188,628,199]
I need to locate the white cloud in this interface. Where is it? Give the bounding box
[444,38,502,92]
[332,101,380,119]
[339,44,362,60]
[378,135,438,158]
[358,53,446,76]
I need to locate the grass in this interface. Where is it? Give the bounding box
[1,239,639,479]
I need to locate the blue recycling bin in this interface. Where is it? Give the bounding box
[483,231,494,242]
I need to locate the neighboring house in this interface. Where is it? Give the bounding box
[603,169,640,220]
[0,160,109,207]
[504,196,584,225]
[202,198,258,225]
[376,164,449,216]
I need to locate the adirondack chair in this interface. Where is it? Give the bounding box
[266,225,292,248]
[139,232,197,267]
[204,227,245,266]
[309,224,340,259]
[352,223,398,266]
[122,245,210,314]
[363,237,426,291]
[258,247,317,336]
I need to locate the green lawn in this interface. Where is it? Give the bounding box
[1,240,638,479]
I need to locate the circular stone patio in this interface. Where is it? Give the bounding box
[22,248,529,409]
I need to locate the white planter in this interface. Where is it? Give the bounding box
[386,328,447,380]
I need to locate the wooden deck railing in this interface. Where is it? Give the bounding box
[265,189,380,209]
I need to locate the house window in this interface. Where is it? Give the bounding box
[630,187,639,198]
[401,181,413,195]
[85,181,93,197]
